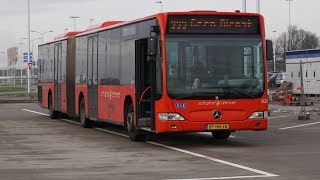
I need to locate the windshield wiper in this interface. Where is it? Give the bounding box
[173,91,216,99]
[222,88,255,99]
[172,88,255,99]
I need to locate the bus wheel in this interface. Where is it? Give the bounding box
[48,95,59,119]
[211,131,231,140]
[79,98,91,128]
[126,103,145,141]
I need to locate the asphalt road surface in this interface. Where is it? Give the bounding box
[0,103,319,180]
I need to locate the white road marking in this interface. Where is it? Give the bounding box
[22,109,279,179]
[60,118,81,125]
[22,109,49,116]
[269,115,293,119]
[95,127,129,138]
[165,175,275,180]
[279,121,320,130]
[147,141,278,177]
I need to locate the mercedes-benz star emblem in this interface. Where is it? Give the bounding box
[213,110,222,120]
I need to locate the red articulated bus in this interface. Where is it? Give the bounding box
[38,11,273,141]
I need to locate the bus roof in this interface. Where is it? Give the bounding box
[54,31,82,41]
[84,21,124,32]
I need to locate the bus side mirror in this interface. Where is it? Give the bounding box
[266,40,273,61]
[147,37,158,60]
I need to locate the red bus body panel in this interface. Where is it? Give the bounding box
[97,85,135,124]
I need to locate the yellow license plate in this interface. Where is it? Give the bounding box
[206,124,229,130]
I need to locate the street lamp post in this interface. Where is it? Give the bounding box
[70,16,80,31]
[242,0,247,12]
[257,0,260,13]
[285,0,295,50]
[155,1,163,13]
[27,0,31,93]
[31,30,54,43]
[273,31,277,72]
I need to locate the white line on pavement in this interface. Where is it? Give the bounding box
[22,109,49,116]
[61,118,81,125]
[165,174,275,180]
[22,108,278,179]
[279,121,320,130]
[147,141,278,177]
[269,115,293,119]
[95,127,129,138]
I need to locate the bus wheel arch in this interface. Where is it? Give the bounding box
[123,96,145,141]
[78,92,91,128]
[123,96,133,127]
[48,89,59,119]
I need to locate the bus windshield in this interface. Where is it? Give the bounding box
[165,35,264,99]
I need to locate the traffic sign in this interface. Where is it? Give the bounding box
[23,52,33,63]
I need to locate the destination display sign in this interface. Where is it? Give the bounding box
[167,15,260,34]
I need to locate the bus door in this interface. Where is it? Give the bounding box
[54,43,62,111]
[135,39,154,131]
[87,36,98,120]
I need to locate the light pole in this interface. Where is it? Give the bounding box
[31,30,54,43]
[0,52,5,84]
[70,16,80,31]
[257,0,260,13]
[285,0,295,50]
[155,1,163,13]
[27,0,31,93]
[273,31,277,72]
[90,19,94,26]
[242,0,247,12]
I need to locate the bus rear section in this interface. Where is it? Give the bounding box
[37,32,79,118]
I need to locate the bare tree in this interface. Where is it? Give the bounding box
[275,25,320,60]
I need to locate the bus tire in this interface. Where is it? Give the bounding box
[126,103,145,141]
[211,131,231,140]
[48,94,59,119]
[79,98,92,128]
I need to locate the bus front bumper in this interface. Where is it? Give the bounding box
[156,119,267,133]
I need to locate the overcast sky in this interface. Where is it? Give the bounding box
[0,0,319,67]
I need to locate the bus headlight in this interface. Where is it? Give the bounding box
[248,111,268,119]
[158,113,185,121]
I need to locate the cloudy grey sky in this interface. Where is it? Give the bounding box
[0,0,319,66]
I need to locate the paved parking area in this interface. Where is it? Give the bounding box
[0,103,320,180]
